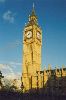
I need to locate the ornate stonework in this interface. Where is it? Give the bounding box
[22,4,42,91]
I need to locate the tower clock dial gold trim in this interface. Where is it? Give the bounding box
[26,31,32,39]
[37,31,41,40]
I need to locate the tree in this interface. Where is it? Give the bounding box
[0,71,4,89]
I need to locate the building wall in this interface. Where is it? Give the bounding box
[22,66,66,92]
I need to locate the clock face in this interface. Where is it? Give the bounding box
[26,31,32,39]
[37,31,41,40]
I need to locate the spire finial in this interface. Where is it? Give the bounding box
[31,2,36,16]
[33,2,35,10]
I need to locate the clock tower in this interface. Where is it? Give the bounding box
[22,4,42,91]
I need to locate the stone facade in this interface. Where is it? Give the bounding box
[22,5,66,92]
[22,5,42,91]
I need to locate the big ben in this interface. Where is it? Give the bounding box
[22,4,42,91]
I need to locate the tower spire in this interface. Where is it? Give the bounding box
[28,3,38,25]
[33,3,35,11]
[31,2,35,16]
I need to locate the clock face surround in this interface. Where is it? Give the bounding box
[37,31,41,40]
[25,30,32,39]
[26,31,32,39]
